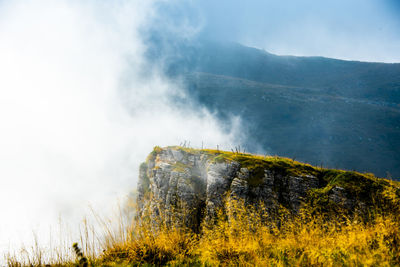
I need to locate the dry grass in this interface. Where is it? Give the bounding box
[6,184,400,266]
[197,201,400,266]
[96,193,400,267]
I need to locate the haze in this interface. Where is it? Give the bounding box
[156,0,400,62]
[0,0,239,254]
[0,0,399,258]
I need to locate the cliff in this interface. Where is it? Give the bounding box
[137,146,400,230]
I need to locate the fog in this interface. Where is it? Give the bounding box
[0,0,241,255]
[158,0,400,63]
[1,0,399,260]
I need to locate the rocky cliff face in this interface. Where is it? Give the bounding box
[137,146,399,230]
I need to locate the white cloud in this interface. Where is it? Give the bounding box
[0,0,241,255]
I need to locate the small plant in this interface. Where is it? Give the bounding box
[72,243,88,267]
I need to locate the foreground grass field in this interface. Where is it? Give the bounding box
[99,197,400,266]
[7,194,400,266]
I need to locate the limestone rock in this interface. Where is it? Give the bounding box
[137,146,398,230]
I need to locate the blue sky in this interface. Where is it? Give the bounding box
[154,0,400,62]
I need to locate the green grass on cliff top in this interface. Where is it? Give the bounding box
[150,146,400,202]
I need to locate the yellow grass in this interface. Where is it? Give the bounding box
[91,193,400,267]
[6,182,400,266]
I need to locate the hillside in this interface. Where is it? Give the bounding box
[148,40,400,178]
[163,41,400,103]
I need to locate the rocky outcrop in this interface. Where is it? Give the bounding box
[137,146,399,230]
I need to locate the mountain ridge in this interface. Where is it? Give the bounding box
[147,39,400,178]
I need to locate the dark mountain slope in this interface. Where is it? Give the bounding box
[165,41,400,103]
[148,40,400,178]
[183,72,400,177]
